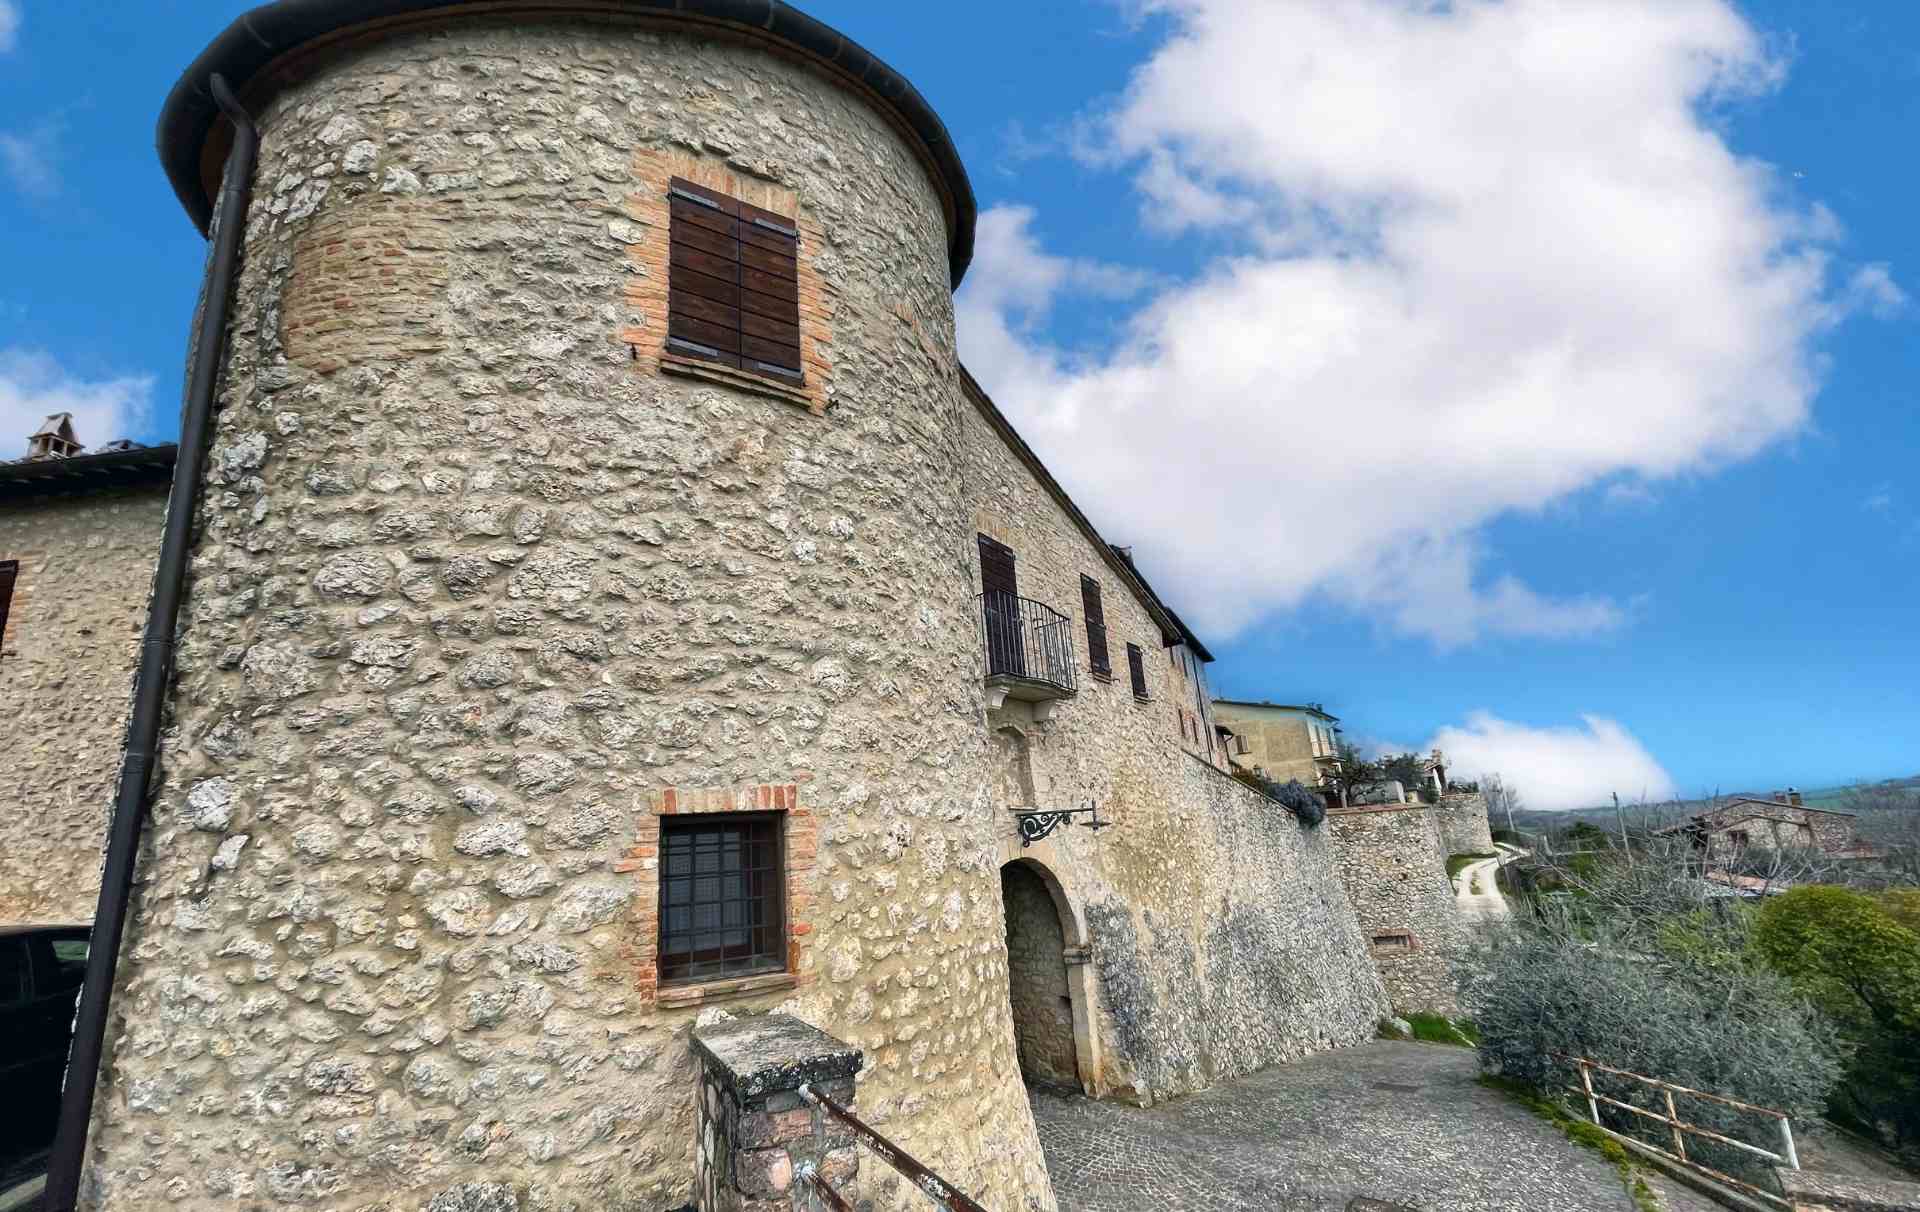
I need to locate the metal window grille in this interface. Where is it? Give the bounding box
[659,813,785,984]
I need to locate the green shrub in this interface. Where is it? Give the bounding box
[1753,886,1920,1157]
[1447,852,1496,879]
[1405,1012,1478,1046]
[1472,926,1846,1178]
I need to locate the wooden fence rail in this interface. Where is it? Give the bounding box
[1551,1053,1799,1208]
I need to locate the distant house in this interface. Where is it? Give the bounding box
[1656,790,1876,863]
[1,414,177,921]
[1211,699,1343,789]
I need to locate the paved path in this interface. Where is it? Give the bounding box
[1453,845,1522,921]
[1031,1041,1715,1211]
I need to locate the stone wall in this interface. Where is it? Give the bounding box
[1432,792,1494,856]
[0,483,166,923]
[961,393,1391,1106]
[87,22,1054,1212]
[82,12,1401,1211]
[1325,804,1469,1017]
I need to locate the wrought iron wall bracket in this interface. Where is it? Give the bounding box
[1013,803,1110,847]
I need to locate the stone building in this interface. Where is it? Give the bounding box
[37,4,1395,1209]
[1211,698,1342,789]
[0,421,176,923]
[1657,792,1868,863]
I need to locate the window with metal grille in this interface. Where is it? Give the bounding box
[666,177,803,380]
[1126,643,1148,700]
[0,560,16,658]
[658,813,786,985]
[1079,575,1110,677]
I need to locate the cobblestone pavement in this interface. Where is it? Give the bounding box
[1031,1041,1715,1211]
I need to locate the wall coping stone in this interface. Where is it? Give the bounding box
[692,1015,863,1103]
[1777,1167,1920,1211]
[1327,802,1430,818]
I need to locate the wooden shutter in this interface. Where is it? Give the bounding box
[1126,643,1147,699]
[978,535,1024,679]
[1079,575,1110,676]
[0,560,16,656]
[666,177,803,379]
[977,534,1018,599]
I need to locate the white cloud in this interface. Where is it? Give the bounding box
[1843,263,1908,319]
[957,0,1881,646]
[0,115,63,199]
[1862,485,1893,512]
[0,2,19,54]
[1430,711,1678,813]
[0,349,155,458]
[1603,481,1659,509]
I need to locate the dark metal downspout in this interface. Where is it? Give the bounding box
[44,72,257,1212]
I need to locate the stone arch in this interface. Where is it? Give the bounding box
[999,856,1096,1093]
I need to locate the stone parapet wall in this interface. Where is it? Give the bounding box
[691,1016,862,1212]
[1326,804,1470,1017]
[1433,792,1494,856]
[0,484,166,924]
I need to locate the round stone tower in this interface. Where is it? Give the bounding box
[99,4,1053,1208]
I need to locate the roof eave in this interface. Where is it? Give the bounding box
[155,0,976,286]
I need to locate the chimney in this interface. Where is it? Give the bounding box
[26,412,81,461]
[1788,788,1802,806]
[1770,789,1784,804]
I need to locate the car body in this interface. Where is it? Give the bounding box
[0,924,89,1172]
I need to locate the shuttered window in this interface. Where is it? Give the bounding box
[1126,643,1148,700]
[0,560,16,657]
[666,177,803,380]
[1079,575,1110,676]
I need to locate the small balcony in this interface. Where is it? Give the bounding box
[978,591,1078,715]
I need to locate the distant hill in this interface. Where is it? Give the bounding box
[1498,775,1920,838]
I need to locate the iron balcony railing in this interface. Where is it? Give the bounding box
[977,591,1078,696]
[795,1083,988,1212]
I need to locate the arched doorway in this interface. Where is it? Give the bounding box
[1001,860,1080,1088]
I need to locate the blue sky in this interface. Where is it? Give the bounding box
[1,1,1914,809]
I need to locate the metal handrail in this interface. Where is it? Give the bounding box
[1552,1053,1797,1207]
[977,591,1078,694]
[796,1082,988,1212]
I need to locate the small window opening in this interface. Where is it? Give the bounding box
[1127,643,1149,700]
[658,812,786,985]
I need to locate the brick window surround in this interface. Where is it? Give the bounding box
[621,150,833,416]
[621,783,817,1010]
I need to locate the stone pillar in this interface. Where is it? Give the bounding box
[691,1015,863,1212]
